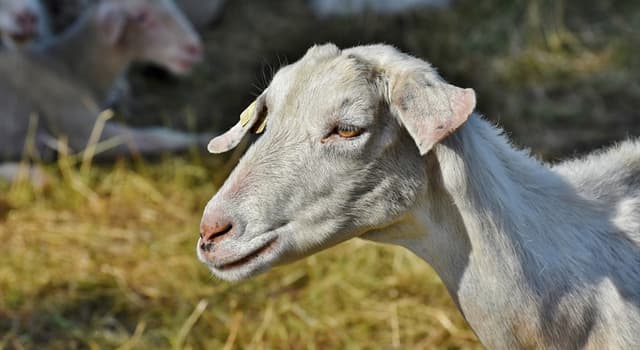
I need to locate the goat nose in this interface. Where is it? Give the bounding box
[184,42,203,58]
[199,220,233,250]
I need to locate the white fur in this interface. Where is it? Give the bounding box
[199,44,640,349]
[0,0,50,50]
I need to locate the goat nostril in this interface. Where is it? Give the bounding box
[201,223,233,246]
[184,43,203,57]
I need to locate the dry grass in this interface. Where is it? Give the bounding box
[0,156,480,349]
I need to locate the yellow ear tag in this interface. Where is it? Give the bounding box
[239,100,256,127]
[255,118,267,134]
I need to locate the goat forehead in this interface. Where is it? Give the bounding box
[268,55,375,120]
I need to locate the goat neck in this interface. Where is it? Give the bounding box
[365,115,640,349]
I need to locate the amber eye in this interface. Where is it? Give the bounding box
[336,124,364,139]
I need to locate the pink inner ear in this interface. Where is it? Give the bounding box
[411,87,477,156]
[452,88,476,121]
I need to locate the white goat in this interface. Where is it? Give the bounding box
[0,0,50,49]
[0,0,206,173]
[198,44,640,349]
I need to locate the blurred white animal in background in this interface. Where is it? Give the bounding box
[0,0,50,49]
[0,0,208,184]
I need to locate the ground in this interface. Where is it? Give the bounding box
[0,156,479,349]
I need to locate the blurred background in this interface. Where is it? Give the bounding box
[1,0,638,348]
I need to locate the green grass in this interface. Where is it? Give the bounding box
[0,157,479,349]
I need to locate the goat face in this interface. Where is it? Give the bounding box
[95,0,203,75]
[0,0,48,49]
[199,44,475,281]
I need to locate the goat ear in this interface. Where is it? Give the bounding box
[96,3,127,46]
[208,97,267,154]
[389,73,476,155]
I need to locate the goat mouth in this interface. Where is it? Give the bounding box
[6,31,34,44]
[218,237,278,271]
[167,54,201,74]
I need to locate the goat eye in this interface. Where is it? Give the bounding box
[335,124,364,139]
